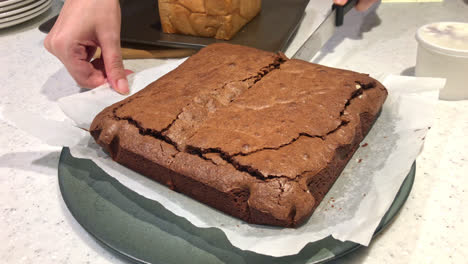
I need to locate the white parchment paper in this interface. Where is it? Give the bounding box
[2,59,445,257]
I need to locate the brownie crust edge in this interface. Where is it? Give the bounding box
[90,43,388,227]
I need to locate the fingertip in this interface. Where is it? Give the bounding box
[76,71,106,89]
[114,78,130,95]
[355,0,377,11]
[334,0,347,6]
[87,71,107,88]
[124,69,134,76]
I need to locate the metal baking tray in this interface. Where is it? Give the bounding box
[39,0,310,52]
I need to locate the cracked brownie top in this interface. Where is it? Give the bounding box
[111,44,384,180]
[91,43,387,226]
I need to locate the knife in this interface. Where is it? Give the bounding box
[292,0,357,60]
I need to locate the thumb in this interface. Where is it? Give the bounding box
[333,0,347,6]
[355,0,376,11]
[100,38,129,94]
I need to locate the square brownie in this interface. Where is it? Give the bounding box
[90,43,387,227]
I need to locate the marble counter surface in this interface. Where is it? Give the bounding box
[1,0,467,263]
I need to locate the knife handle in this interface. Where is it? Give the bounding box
[333,0,358,27]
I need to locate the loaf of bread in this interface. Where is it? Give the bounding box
[91,43,388,227]
[158,0,261,40]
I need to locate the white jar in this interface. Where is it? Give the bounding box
[415,22,468,101]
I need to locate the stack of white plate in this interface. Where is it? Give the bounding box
[0,0,51,29]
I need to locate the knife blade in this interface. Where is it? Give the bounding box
[292,0,357,61]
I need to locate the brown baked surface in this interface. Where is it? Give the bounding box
[90,43,388,227]
[158,0,261,40]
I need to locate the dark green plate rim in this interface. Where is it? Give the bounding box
[58,147,415,264]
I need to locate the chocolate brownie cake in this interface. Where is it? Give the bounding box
[90,43,387,227]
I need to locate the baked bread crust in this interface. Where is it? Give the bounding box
[158,0,262,40]
[90,43,388,227]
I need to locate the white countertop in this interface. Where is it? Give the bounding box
[1,0,467,263]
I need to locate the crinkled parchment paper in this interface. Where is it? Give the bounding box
[3,58,444,257]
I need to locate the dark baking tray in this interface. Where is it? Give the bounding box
[39,0,310,52]
[58,147,416,264]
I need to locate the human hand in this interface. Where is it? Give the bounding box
[333,0,378,11]
[44,0,131,94]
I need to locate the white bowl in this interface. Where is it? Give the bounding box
[415,22,468,101]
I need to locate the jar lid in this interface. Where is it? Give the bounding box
[416,22,468,58]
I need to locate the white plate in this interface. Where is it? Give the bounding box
[0,1,49,28]
[0,0,30,7]
[0,0,46,18]
[0,0,49,23]
[0,0,36,13]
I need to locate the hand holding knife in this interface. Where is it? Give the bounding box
[293,0,361,60]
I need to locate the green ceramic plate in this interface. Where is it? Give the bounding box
[58,147,415,264]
